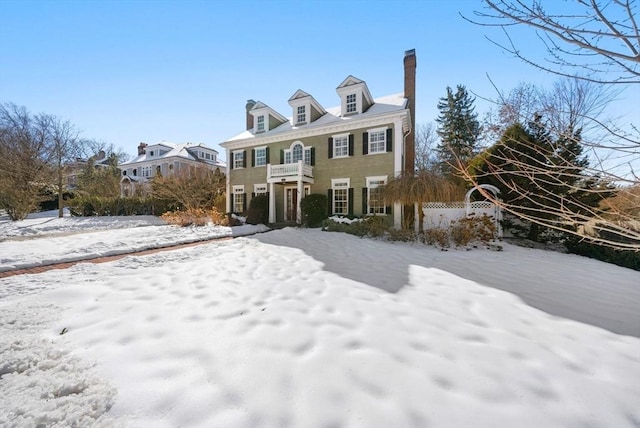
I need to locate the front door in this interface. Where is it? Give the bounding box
[285,186,310,222]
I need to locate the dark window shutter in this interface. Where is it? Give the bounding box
[311,147,315,166]
[242,150,247,168]
[265,147,270,164]
[363,132,369,155]
[280,149,284,164]
[348,134,354,156]
[242,193,247,213]
[386,205,392,215]
[348,188,354,216]
[251,149,255,167]
[386,128,393,152]
[327,189,333,215]
[362,187,368,215]
[230,195,234,212]
[328,137,333,159]
[251,192,255,198]
[230,155,234,170]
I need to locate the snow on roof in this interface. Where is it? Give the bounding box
[121,142,223,167]
[225,93,407,143]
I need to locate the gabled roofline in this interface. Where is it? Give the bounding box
[287,89,327,116]
[221,108,410,150]
[336,75,374,106]
[250,101,288,123]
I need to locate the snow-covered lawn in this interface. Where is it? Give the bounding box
[1,213,639,427]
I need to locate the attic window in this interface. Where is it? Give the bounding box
[346,94,357,113]
[257,115,265,132]
[149,150,154,156]
[297,106,306,124]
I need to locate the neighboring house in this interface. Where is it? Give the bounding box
[66,150,112,190]
[220,49,416,227]
[119,141,225,196]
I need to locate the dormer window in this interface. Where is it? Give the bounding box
[149,150,154,157]
[346,94,357,113]
[336,75,374,116]
[297,106,306,124]
[256,115,265,132]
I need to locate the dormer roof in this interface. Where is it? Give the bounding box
[287,89,327,117]
[250,101,288,123]
[336,75,374,106]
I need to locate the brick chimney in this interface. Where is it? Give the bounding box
[403,49,416,174]
[246,99,256,131]
[138,142,147,156]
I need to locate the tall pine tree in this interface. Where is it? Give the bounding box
[435,85,481,178]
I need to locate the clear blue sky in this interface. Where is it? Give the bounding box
[1,0,637,162]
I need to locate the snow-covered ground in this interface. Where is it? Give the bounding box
[0,211,268,272]
[1,212,639,427]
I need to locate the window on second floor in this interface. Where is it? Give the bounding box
[369,129,386,154]
[233,151,245,169]
[256,115,265,132]
[254,147,267,167]
[333,135,349,158]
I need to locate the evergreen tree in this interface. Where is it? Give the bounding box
[470,117,614,242]
[435,85,481,177]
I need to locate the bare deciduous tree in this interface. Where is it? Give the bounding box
[0,103,51,220]
[151,167,225,212]
[465,0,640,84]
[415,122,440,172]
[41,115,84,218]
[460,1,639,251]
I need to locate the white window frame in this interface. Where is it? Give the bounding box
[283,141,312,165]
[254,146,267,167]
[331,178,350,216]
[346,93,357,113]
[368,127,387,154]
[256,115,265,132]
[296,105,306,125]
[233,185,245,213]
[332,133,349,158]
[254,183,268,195]
[366,175,388,215]
[233,150,244,169]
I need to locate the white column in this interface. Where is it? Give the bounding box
[269,182,276,224]
[297,161,303,224]
[414,202,420,233]
[394,202,402,228]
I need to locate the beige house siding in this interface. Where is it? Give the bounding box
[229,123,397,222]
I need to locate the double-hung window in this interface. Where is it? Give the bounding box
[332,178,349,215]
[346,94,357,113]
[333,135,349,158]
[232,185,245,213]
[366,176,387,215]
[233,151,244,169]
[369,129,386,154]
[297,106,306,124]
[256,115,265,132]
[254,147,267,167]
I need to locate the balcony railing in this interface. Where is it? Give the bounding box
[267,161,314,183]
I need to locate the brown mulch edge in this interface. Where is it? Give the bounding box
[0,236,232,279]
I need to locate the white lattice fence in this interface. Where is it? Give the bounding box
[422,200,502,238]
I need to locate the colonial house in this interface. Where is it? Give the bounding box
[220,49,416,227]
[119,141,225,196]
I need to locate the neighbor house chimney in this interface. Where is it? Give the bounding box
[138,142,147,156]
[246,99,256,131]
[403,49,416,173]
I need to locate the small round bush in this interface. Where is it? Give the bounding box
[301,194,328,227]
